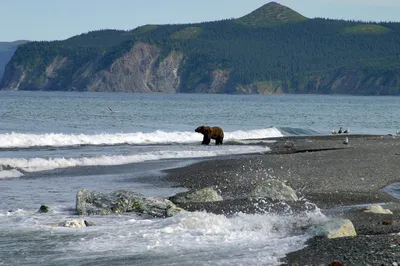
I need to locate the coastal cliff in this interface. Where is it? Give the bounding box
[1,42,184,93]
[0,40,29,81]
[1,2,400,95]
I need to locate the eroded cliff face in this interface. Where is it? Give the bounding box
[1,42,184,93]
[85,43,183,92]
[227,69,400,95]
[193,69,230,93]
[1,41,399,95]
[1,56,69,90]
[0,64,26,90]
[285,69,400,95]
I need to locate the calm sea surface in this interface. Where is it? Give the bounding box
[0,91,399,265]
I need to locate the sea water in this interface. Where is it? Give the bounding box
[1,91,400,265]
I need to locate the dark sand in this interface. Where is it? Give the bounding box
[163,134,400,265]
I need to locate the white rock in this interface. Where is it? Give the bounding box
[306,218,357,239]
[363,205,393,214]
[250,179,298,202]
[59,219,87,228]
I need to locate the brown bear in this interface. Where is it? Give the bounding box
[195,126,224,145]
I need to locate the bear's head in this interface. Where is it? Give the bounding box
[195,126,210,134]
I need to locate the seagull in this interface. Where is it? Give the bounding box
[108,107,119,113]
[397,129,400,136]
[338,127,343,134]
[343,128,349,134]
[332,129,337,135]
[343,137,349,145]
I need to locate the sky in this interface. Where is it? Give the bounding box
[1,0,400,42]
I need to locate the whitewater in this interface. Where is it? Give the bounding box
[0,128,281,178]
[1,91,400,265]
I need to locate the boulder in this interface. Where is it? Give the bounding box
[250,179,298,202]
[363,205,393,214]
[142,197,186,217]
[76,188,185,217]
[169,187,223,205]
[38,205,50,213]
[306,218,357,239]
[58,219,87,228]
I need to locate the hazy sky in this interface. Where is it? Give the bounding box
[1,0,399,41]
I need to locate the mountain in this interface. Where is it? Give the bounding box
[0,40,29,80]
[1,2,400,95]
[236,2,308,26]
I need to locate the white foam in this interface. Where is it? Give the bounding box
[51,210,326,265]
[0,200,326,265]
[0,169,23,179]
[0,127,283,149]
[0,145,270,176]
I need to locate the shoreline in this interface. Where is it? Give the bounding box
[161,134,400,265]
[164,134,400,208]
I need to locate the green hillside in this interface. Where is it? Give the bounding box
[236,1,308,26]
[2,2,400,95]
[344,24,391,34]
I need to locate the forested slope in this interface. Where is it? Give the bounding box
[2,2,400,95]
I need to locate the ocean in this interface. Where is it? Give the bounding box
[1,91,400,266]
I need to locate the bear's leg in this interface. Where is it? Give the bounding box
[216,137,223,145]
[202,135,210,145]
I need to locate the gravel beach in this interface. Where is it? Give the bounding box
[163,134,400,265]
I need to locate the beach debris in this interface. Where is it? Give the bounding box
[363,205,393,214]
[306,218,357,239]
[382,220,393,225]
[343,137,349,145]
[169,187,223,205]
[38,205,50,213]
[250,179,298,202]
[76,189,185,217]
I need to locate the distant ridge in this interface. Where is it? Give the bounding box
[236,2,308,27]
[2,2,400,95]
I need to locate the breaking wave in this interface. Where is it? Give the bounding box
[0,145,271,177]
[0,127,283,149]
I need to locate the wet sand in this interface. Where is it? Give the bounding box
[162,134,400,265]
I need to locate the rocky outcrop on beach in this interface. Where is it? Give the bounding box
[168,182,314,215]
[169,187,223,204]
[306,218,357,239]
[76,188,185,217]
[249,179,299,202]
